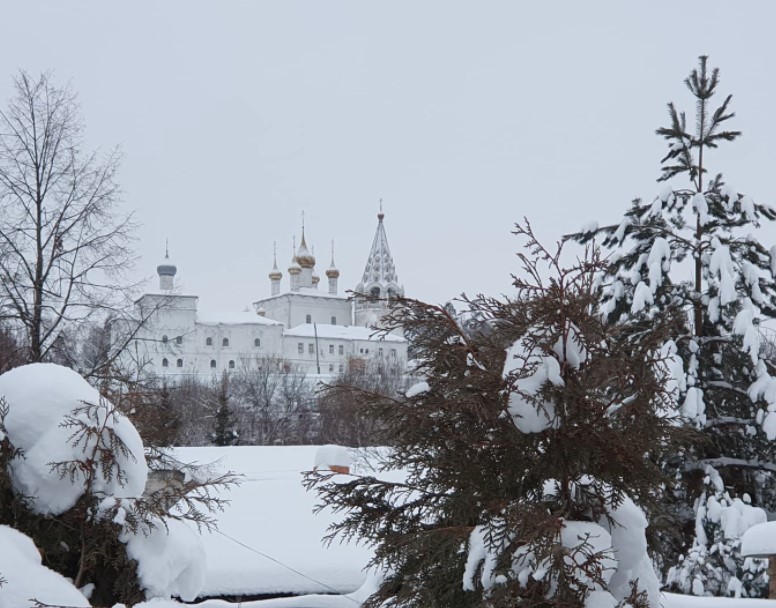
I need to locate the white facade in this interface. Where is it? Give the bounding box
[127,212,407,379]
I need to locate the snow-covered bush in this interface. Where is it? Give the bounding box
[666,467,768,598]
[571,56,776,596]
[307,225,682,608]
[0,363,236,605]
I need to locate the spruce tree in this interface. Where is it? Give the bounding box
[572,56,776,597]
[212,371,238,447]
[307,223,681,608]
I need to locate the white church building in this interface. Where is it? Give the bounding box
[128,211,407,379]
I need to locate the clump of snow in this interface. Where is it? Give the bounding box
[560,521,617,588]
[406,381,430,398]
[631,281,654,313]
[314,445,351,471]
[0,525,90,608]
[769,245,776,278]
[0,363,148,514]
[646,237,671,294]
[660,340,686,399]
[585,590,618,608]
[553,323,588,369]
[740,195,756,221]
[463,525,498,591]
[658,183,674,203]
[720,183,739,208]
[741,521,776,558]
[580,220,599,234]
[682,387,706,425]
[599,497,660,606]
[708,238,737,307]
[503,336,563,434]
[122,519,206,602]
[733,301,760,365]
[693,192,709,225]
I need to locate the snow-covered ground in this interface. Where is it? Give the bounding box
[173,446,776,608]
[4,440,776,607]
[172,445,377,598]
[0,360,772,608]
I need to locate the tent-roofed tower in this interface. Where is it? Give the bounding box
[355,206,404,327]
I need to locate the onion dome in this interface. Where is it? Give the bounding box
[269,245,282,280]
[326,242,340,278]
[288,256,302,276]
[288,257,301,275]
[157,243,177,278]
[296,229,316,269]
[257,305,266,317]
[157,259,177,277]
[312,272,320,286]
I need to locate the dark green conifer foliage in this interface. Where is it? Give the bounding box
[571,56,776,597]
[307,224,683,607]
[212,371,238,447]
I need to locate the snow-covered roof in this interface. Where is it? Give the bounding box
[197,310,283,326]
[255,288,348,304]
[284,324,405,342]
[134,292,198,304]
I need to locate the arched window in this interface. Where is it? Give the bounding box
[331,316,336,325]
[162,335,169,344]
[254,338,261,347]
[305,314,312,324]
[176,359,183,368]
[206,337,213,346]
[222,337,229,347]
[210,359,216,369]
[370,286,380,299]
[175,335,183,345]
[229,360,235,369]
[162,358,169,367]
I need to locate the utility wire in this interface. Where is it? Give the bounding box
[213,528,361,605]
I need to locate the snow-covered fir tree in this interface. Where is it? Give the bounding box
[572,56,776,598]
[307,223,683,608]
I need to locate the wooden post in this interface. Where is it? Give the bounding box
[770,556,776,599]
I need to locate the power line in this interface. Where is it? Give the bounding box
[212,528,361,605]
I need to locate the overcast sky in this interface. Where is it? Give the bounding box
[1,2,775,314]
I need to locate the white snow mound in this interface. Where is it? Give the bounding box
[122,519,206,602]
[0,363,148,514]
[0,525,90,607]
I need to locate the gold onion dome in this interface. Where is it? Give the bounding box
[326,241,339,278]
[269,243,283,279]
[296,232,316,269]
[288,256,302,274]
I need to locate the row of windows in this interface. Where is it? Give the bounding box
[295,342,397,357]
[204,337,262,348]
[161,358,237,370]
[305,314,337,324]
[162,336,264,348]
[298,343,347,355]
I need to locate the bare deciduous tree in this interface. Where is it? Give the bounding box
[0,70,136,362]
